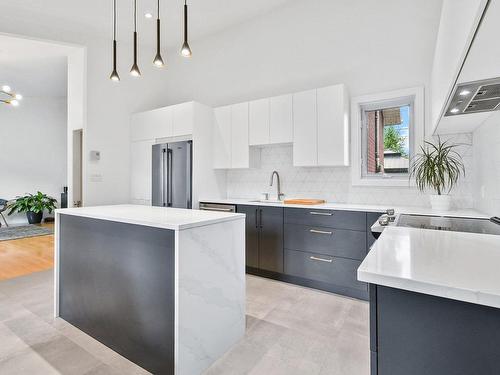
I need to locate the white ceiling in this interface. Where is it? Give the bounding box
[0,0,291,47]
[0,36,68,98]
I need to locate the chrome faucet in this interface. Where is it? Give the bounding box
[270,171,285,201]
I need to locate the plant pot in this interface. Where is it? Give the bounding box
[429,194,452,212]
[26,211,43,224]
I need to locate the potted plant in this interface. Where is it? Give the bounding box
[7,192,58,224]
[409,138,465,211]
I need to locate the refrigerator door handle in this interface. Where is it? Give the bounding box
[186,141,193,209]
[167,148,173,207]
[161,148,167,207]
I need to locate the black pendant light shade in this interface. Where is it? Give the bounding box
[180,0,192,57]
[110,0,120,81]
[153,0,165,67]
[130,0,141,77]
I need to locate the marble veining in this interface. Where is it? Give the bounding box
[177,219,246,375]
[358,226,500,308]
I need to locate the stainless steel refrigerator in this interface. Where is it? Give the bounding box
[152,141,192,208]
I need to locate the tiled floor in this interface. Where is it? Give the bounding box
[0,270,369,375]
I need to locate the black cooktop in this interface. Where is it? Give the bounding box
[397,214,500,235]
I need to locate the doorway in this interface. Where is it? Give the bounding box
[72,129,83,207]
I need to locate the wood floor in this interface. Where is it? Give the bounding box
[0,224,54,281]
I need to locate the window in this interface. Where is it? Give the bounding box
[362,101,412,176]
[351,87,424,186]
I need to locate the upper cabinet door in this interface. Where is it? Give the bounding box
[270,94,293,144]
[317,84,349,166]
[131,108,173,142]
[231,102,250,168]
[213,106,232,169]
[172,102,194,136]
[249,99,270,146]
[293,89,318,167]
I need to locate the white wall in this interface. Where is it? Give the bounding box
[0,28,175,208]
[0,97,67,222]
[0,0,445,208]
[157,0,442,108]
[473,112,500,216]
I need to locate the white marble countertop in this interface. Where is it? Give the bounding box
[358,226,500,309]
[200,197,487,217]
[56,204,244,230]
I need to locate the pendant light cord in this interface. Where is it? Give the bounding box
[134,0,137,32]
[158,0,160,19]
[113,0,117,39]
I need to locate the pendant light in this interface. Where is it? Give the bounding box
[180,0,192,57]
[153,0,165,67]
[109,0,120,81]
[130,0,141,77]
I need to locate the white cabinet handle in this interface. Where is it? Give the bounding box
[309,229,333,235]
[309,212,333,216]
[309,256,333,263]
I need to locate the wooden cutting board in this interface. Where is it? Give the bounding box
[284,199,326,205]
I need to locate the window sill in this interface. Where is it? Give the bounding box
[352,175,416,188]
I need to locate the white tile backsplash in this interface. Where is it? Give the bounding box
[227,134,474,209]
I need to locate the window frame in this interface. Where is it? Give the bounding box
[351,87,425,187]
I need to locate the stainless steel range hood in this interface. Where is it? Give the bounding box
[445,77,500,116]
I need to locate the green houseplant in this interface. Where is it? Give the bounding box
[409,138,465,211]
[7,192,58,224]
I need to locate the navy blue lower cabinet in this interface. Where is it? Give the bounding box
[238,205,375,300]
[371,285,500,375]
[284,223,366,260]
[237,205,259,268]
[237,205,283,273]
[284,249,366,291]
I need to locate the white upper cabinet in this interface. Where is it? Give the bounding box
[249,99,270,145]
[292,84,349,167]
[172,102,194,136]
[293,89,318,167]
[130,102,195,142]
[213,106,232,169]
[131,107,173,141]
[231,103,250,168]
[269,94,293,144]
[317,84,349,166]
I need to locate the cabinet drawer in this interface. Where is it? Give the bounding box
[285,208,366,231]
[284,249,366,291]
[284,224,366,260]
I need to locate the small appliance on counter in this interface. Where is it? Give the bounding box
[152,141,192,209]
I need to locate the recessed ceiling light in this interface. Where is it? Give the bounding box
[1,85,11,93]
[144,12,153,19]
[450,108,460,114]
[459,90,471,96]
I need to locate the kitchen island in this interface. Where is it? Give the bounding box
[54,205,246,375]
[359,225,500,375]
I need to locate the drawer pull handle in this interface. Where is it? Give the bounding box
[310,212,333,216]
[309,229,333,235]
[309,256,333,263]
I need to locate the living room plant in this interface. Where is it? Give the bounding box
[7,191,58,224]
[409,137,465,211]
